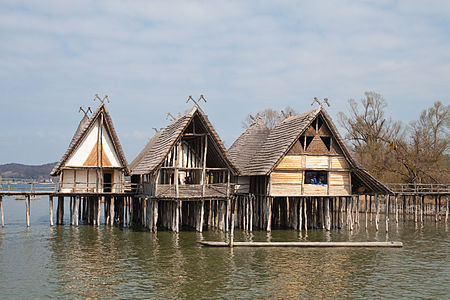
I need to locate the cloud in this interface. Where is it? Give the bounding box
[0,0,449,163]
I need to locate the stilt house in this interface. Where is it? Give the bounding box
[130,105,238,199]
[229,105,391,197]
[50,103,129,193]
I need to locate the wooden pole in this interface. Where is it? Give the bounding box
[202,135,208,197]
[110,197,114,226]
[0,196,4,227]
[395,195,398,224]
[153,200,158,232]
[375,194,379,231]
[49,196,53,226]
[304,197,308,231]
[299,198,303,230]
[365,195,368,229]
[385,195,389,233]
[445,196,448,224]
[199,200,204,232]
[230,198,236,247]
[414,195,418,224]
[97,197,101,225]
[249,195,253,232]
[175,200,180,232]
[70,197,74,225]
[435,195,438,223]
[420,195,424,223]
[26,195,30,227]
[325,198,330,231]
[57,196,64,225]
[74,197,79,227]
[267,197,272,232]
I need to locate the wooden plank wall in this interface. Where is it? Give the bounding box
[270,154,351,197]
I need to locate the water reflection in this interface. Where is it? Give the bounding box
[0,219,446,299]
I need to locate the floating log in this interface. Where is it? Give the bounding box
[199,241,403,248]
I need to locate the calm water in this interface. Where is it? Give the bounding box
[0,197,449,299]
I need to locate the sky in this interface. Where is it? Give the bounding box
[0,0,449,165]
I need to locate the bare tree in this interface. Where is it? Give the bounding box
[242,106,297,129]
[338,92,403,182]
[393,101,449,183]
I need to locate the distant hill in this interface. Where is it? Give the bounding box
[0,163,56,181]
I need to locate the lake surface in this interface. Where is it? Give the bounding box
[0,196,449,299]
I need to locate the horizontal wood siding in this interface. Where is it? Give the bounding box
[275,155,304,169]
[271,172,303,184]
[329,171,351,196]
[303,184,328,195]
[331,156,349,169]
[305,156,329,169]
[270,184,303,196]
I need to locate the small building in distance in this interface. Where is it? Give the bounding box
[50,102,129,193]
[130,105,238,231]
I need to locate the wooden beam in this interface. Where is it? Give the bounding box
[202,135,208,197]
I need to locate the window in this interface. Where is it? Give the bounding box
[320,136,331,151]
[304,171,328,185]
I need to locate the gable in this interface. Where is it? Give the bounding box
[287,114,345,155]
[65,120,121,168]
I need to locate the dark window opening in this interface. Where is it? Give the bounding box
[103,172,112,192]
[299,136,305,149]
[320,136,331,151]
[304,171,328,185]
[317,117,323,131]
[305,136,314,150]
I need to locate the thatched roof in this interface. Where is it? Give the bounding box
[50,103,129,176]
[229,106,391,194]
[130,106,238,176]
[228,120,270,175]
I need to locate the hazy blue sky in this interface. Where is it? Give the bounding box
[0,0,449,165]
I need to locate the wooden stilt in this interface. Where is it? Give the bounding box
[230,198,236,247]
[299,198,303,230]
[0,196,4,227]
[26,195,30,227]
[267,197,272,232]
[364,195,368,229]
[48,196,53,226]
[328,198,332,231]
[249,195,253,231]
[435,195,438,222]
[110,197,114,226]
[304,198,308,231]
[74,197,79,227]
[57,196,64,225]
[395,195,398,224]
[70,197,74,225]
[385,195,389,233]
[199,200,204,232]
[445,196,448,224]
[375,194,379,231]
[175,200,180,232]
[153,200,158,231]
[97,197,101,225]
[356,196,360,226]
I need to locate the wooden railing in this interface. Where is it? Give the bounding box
[0,178,141,194]
[386,183,450,195]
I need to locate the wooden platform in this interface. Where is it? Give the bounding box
[199,241,403,248]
